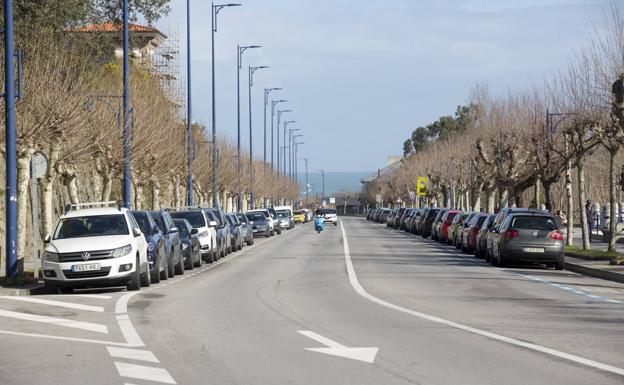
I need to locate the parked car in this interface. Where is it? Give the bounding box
[226,214,244,251]
[399,208,413,230]
[431,209,449,241]
[206,207,233,257]
[489,212,564,269]
[459,213,479,251]
[43,201,150,293]
[475,214,497,259]
[462,213,488,254]
[276,211,292,230]
[248,209,276,236]
[302,208,313,222]
[131,210,168,283]
[235,212,254,246]
[293,210,306,223]
[393,207,406,228]
[170,209,218,263]
[450,212,471,247]
[439,210,459,243]
[275,206,295,229]
[379,208,392,224]
[267,207,282,235]
[419,208,441,238]
[246,211,271,237]
[173,218,201,269]
[150,210,184,277]
[485,208,544,261]
[386,209,397,227]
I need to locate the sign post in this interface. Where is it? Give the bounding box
[30,151,48,278]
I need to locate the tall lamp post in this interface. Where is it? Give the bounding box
[236,44,261,211]
[316,169,325,200]
[4,0,18,277]
[283,121,296,175]
[302,158,309,207]
[271,100,287,172]
[186,0,194,206]
[211,2,240,207]
[287,126,300,178]
[293,137,304,180]
[264,89,281,170]
[248,65,269,209]
[276,109,292,176]
[122,0,132,208]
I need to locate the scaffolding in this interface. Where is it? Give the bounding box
[152,26,186,122]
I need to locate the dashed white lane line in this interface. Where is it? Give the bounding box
[116,314,144,347]
[342,221,624,377]
[0,309,108,334]
[107,346,159,363]
[0,296,104,312]
[515,273,624,305]
[114,362,176,384]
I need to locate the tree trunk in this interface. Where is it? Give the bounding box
[17,151,33,271]
[534,176,541,209]
[41,140,61,238]
[472,182,483,212]
[577,161,590,249]
[565,137,574,246]
[485,187,496,213]
[150,177,161,210]
[543,180,554,212]
[608,147,619,251]
[500,189,509,209]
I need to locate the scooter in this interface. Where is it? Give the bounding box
[314,216,325,234]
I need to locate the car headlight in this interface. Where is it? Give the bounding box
[43,251,59,262]
[112,245,133,258]
[182,243,189,250]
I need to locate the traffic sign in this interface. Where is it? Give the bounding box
[417,176,428,196]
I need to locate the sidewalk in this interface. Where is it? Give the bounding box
[564,227,624,284]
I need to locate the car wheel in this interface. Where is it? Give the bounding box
[193,250,202,268]
[151,254,161,284]
[485,246,492,263]
[498,247,507,267]
[126,256,141,291]
[140,259,151,287]
[175,248,185,275]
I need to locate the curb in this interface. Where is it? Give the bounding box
[564,261,624,285]
[565,251,614,261]
[0,284,47,296]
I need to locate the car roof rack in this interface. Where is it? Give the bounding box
[64,200,124,214]
[164,205,205,212]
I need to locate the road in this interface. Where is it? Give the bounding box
[1,217,623,384]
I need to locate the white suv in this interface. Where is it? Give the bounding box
[319,208,338,226]
[170,209,218,262]
[42,202,150,293]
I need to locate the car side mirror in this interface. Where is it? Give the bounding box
[133,228,142,237]
[44,234,51,244]
[169,226,178,233]
[209,220,218,227]
[191,228,198,235]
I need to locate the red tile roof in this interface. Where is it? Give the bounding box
[70,22,165,37]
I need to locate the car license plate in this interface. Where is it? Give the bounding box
[71,263,101,272]
[523,247,545,253]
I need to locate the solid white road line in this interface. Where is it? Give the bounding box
[114,362,176,384]
[0,296,104,312]
[0,329,132,346]
[70,294,113,299]
[107,346,159,363]
[340,221,624,377]
[0,309,108,334]
[116,314,144,347]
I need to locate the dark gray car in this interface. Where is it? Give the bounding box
[236,212,254,245]
[149,210,184,277]
[490,213,564,269]
[247,212,271,237]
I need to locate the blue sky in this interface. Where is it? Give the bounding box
[156,0,610,172]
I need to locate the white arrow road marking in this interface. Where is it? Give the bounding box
[0,296,104,312]
[340,221,624,377]
[298,330,378,364]
[0,309,108,334]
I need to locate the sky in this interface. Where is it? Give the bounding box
[156,0,612,173]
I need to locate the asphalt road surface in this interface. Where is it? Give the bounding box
[1,217,623,385]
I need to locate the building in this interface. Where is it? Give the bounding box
[360,156,403,207]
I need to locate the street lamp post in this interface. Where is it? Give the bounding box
[236,44,260,211]
[292,134,303,181]
[186,0,194,206]
[276,109,291,176]
[287,126,300,179]
[283,121,296,176]
[122,0,132,208]
[248,65,269,209]
[271,100,287,172]
[302,158,309,207]
[212,2,241,207]
[316,169,325,200]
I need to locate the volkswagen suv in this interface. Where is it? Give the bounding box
[42,201,150,293]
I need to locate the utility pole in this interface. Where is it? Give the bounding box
[123,0,131,208]
[4,0,18,278]
[248,65,269,209]
[186,0,193,206]
[303,158,309,207]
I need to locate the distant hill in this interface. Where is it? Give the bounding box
[297,171,371,196]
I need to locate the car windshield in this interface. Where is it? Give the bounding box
[247,213,266,221]
[510,216,558,231]
[321,209,337,214]
[276,210,290,216]
[174,220,190,237]
[54,215,129,239]
[170,211,206,228]
[151,214,166,234]
[236,214,247,223]
[131,212,151,235]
